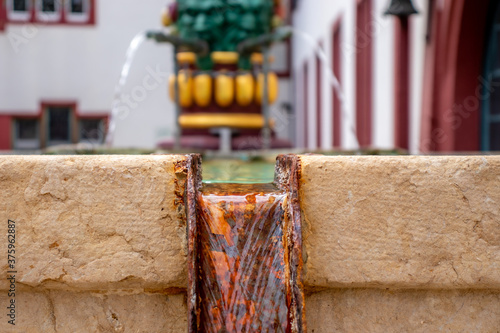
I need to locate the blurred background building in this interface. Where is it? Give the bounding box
[293,0,500,153]
[0,0,499,153]
[0,0,177,150]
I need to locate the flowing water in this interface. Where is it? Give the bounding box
[105,32,148,146]
[202,159,276,184]
[196,183,290,332]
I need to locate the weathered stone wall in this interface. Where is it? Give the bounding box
[0,155,499,332]
[0,155,189,292]
[0,156,190,332]
[300,156,500,289]
[300,156,500,332]
[0,292,187,333]
[306,289,500,332]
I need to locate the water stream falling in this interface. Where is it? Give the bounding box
[293,29,360,149]
[196,183,289,332]
[105,32,148,146]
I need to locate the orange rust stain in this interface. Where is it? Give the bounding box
[196,183,290,333]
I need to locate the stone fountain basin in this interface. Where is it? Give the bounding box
[0,155,499,332]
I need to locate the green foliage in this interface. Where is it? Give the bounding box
[176,0,274,69]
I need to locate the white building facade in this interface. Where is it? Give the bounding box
[2,0,499,152]
[292,0,428,153]
[292,0,500,153]
[0,0,179,149]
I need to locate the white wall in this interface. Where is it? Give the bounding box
[410,0,428,154]
[342,0,358,150]
[0,0,174,148]
[373,0,395,149]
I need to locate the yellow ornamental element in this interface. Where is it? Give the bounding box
[179,113,267,129]
[168,75,175,100]
[161,7,172,26]
[193,74,212,107]
[169,71,193,107]
[215,74,234,107]
[177,52,196,65]
[235,74,255,106]
[255,72,279,105]
[211,52,239,65]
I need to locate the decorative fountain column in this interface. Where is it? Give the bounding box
[148,0,292,152]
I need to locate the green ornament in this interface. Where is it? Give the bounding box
[175,0,274,69]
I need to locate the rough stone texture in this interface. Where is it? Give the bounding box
[0,155,189,291]
[0,291,187,332]
[306,289,500,333]
[300,156,500,289]
[1,155,499,331]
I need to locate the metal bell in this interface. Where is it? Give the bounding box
[384,0,419,16]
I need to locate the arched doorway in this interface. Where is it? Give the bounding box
[481,2,500,151]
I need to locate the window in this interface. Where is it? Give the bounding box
[70,0,84,13]
[47,106,71,146]
[66,0,90,23]
[9,103,107,149]
[36,0,61,22]
[13,0,27,11]
[79,119,105,144]
[6,0,94,24]
[482,2,500,150]
[13,119,40,150]
[41,0,55,12]
[7,0,31,21]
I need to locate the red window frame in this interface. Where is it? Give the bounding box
[5,0,95,26]
[0,116,11,150]
[394,16,410,150]
[0,1,6,31]
[0,101,108,150]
